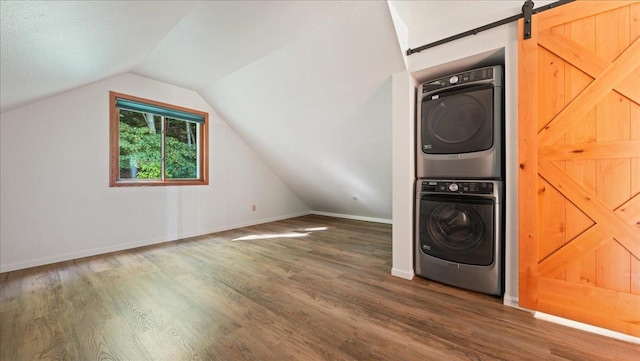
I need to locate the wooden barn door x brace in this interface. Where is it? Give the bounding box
[518,0,640,337]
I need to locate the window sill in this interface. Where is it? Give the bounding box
[110,179,208,187]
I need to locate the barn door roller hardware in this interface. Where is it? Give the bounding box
[405,0,574,55]
[522,0,534,39]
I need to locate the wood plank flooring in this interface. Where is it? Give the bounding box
[1,215,638,360]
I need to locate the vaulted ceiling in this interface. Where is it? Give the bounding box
[0,1,539,220]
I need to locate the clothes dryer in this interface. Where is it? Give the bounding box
[416,66,503,179]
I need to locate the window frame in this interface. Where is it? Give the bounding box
[109,91,209,187]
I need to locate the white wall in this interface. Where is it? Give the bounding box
[0,73,309,272]
[391,23,520,305]
[391,71,415,280]
[198,2,405,222]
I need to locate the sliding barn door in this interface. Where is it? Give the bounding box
[518,1,640,336]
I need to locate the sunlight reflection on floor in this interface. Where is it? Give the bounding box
[298,227,328,232]
[232,232,308,241]
[232,226,328,241]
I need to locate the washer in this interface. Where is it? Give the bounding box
[415,179,504,296]
[416,65,503,179]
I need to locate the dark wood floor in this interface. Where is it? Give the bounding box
[1,215,638,360]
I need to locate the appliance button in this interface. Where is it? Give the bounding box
[448,183,459,192]
[450,75,459,84]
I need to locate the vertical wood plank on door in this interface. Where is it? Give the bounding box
[596,6,631,62]
[596,240,632,293]
[538,45,566,133]
[561,16,597,204]
[537,38,567,275]
[629,2,640,297]
[632,260,640,295]
[595,157,632,292]
[630,2,640,197]
[595,6,633,294]
[562,16,598,285]
[537,177,567,269]
[595,158,632,209]
[518,15,541,310]
[631,93,640,297]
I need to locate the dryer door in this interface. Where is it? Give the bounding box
[420,85,493,154]
[419,194,494,265]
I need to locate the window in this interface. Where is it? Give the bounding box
[109,91,208,187]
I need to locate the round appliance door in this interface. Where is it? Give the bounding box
[419,195,494,265]
[420,85,493,154]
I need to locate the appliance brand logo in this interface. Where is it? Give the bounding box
[424,145,432,150]
[448,154,460,159]
[447,262,460,268]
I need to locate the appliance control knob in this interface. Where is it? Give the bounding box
[448,183,459,192]
[450,75,459,84]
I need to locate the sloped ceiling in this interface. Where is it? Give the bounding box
[0,0,198,111]
[133,1,367,90]
[1,1,543,220]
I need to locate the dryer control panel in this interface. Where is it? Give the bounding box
[422,67,495,94]
[421,180,494,194]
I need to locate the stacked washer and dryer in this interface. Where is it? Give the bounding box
[415,66,505,296]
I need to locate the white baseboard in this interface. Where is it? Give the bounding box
[391,268,414,280]
[0,211,310,273]
[310,211,392,224]
[534,312,640,345]
[503,297,638,343]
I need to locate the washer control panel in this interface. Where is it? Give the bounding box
[421,181,494,194]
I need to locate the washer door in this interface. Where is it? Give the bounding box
[420,85,493,154]
[419,195,494,265]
